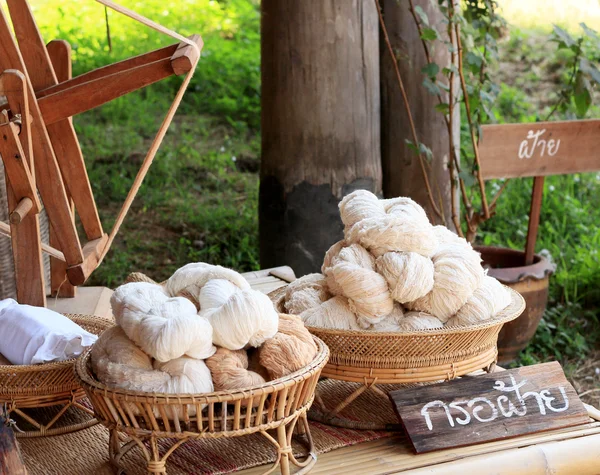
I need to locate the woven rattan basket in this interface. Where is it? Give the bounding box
[0,314,113,437]
[76,335,329,475]
[269,285,525,429]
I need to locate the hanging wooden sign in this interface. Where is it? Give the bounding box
[478,119,600,179]
[389,362,589,453]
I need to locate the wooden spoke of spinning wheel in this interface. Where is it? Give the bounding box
[0,0,202,304]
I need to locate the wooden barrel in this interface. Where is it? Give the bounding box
[476,246,555,363]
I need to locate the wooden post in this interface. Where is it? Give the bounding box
[380,0,459,228]
[0,410,27,475]
[525,176,544,265]
[260,0,382,275]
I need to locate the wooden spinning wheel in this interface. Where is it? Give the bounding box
[0,0,201,306]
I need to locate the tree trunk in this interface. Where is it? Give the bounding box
[260,0,382,276]
[380,0,459,228]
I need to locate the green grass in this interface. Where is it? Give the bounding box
[24,1,600,363]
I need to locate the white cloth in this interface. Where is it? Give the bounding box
[0,299,97,365]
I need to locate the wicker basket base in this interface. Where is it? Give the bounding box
[0,314,113,438]
[5,391,97,438]
[107,412,317,475]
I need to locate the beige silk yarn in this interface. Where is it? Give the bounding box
[91,325,169,393]
[199,279,279,350]
[339,190,438,258]
[284,273,330,315]
[259,313,318,380]
[446,275,512,327]
[376,251,435,303]
[111,282,216,362]
[397,311,444,330]
[322,243,393,327]
[407,226,484,322]
[206,347,266,390]
[300,295,361,330]
[369,303,405,332]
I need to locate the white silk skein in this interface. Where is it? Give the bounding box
[407,227,484,322]
[199,279,279,350]
[446,276,512,327]
[376,251,435,303]
[165,262,250,302]
[111,282,216,362]
[323,243,393,327]
[340,190,438,257]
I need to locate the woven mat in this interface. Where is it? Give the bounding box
[19,406,393,475]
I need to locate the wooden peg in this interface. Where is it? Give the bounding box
[9,196,33,224]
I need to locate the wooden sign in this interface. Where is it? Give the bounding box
[389,362,589,453]
[478,119,600,179]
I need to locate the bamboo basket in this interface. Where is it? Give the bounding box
[75,335,329,475]
[269,285,525,429]
[0,314,113,437]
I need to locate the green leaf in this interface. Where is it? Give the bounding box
[422,77,441,96]
[421,62,440,79]
[405,139,419,155]
[442,65,459,76]
[458,170,476,188]
[435,102,450,114]
[580,58,600,85]
[420,27,439,41]
[574,71,592,118]
[580,22,600,44]
[413,5,429,26]
[418,142,433,161]
[466,51,483,68]
[552,25,576,48]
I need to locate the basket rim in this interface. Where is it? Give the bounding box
[304,286,525,338]
[75,336,329,403]
[0,314,113,374]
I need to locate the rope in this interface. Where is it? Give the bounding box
[94,0,201,265]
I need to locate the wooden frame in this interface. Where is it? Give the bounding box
[0,0,201,305]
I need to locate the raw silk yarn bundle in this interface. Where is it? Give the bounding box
[284,190,511,332]
[91,262,316,402]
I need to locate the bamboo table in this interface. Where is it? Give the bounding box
[39,267,600,475]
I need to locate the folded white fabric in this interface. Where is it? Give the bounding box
[0,299,97,365]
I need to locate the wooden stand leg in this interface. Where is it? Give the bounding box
[4,166,45,307]
[47,39,76,297]
[0,409,27,475]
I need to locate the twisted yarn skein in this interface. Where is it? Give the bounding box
[300,295,362,330]
[446,276,512,327]
[322,243,393,327]
[91,325,170,392]
[376,251,435,303]
[407,226,484,322]
[259,314,318,379]
[340,190,438,258]
[111,282,216,362]
[284,273,330,315]
[165,262,250,302]
[396,311,444,330]
[199,279,279,350]
[206,348,266,391]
